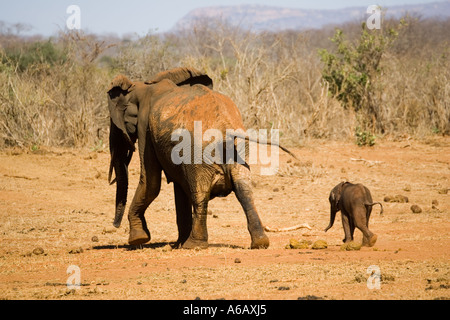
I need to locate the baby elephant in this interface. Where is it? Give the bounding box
[325,182,383,247]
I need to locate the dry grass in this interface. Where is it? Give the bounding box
[0,17,449,149]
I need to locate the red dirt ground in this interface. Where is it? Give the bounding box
[0,138,448,300]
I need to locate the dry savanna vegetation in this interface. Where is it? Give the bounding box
[0,15,449,301]
[1,15,449,148]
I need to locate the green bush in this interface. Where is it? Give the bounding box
[355,126,376,147]
[2,40,66,72]
[319,22,400,132]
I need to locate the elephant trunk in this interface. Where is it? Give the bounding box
[109,121,134,228]
[324,205,337,232]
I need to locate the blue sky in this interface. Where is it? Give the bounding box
[0,0,446,36]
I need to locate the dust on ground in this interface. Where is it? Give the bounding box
[0,138,448,300]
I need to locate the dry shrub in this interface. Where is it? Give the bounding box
[0,16,448,149]
[177,19,354,144]
[0,31,112,148]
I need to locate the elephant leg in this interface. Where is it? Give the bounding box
[174,182,192,247]
[362,206,374,246]
[128,141,162,245]
[231,164,269,249]
[341,212,353,243]
[349,217,356,241]
[182,191,209,249]
[354,207,377,247]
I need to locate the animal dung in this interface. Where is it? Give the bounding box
[384,195,409,203]
[340,242,361,251]
[32,247,45,255]
[286,238,311,249]
[410,205,422,214]
[311,240,328,250]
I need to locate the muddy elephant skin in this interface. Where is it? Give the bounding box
[107,67,270,249]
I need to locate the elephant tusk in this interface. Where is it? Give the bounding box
[264,223,312,232]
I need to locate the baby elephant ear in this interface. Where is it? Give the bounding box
[146,67,213,89]
[331,182,346,204]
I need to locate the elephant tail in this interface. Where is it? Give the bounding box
[228,132,300,162]
[365,202,384,215]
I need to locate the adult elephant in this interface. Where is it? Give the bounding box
[107,67,273,249]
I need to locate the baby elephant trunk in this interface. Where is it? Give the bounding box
[324,205,337,232]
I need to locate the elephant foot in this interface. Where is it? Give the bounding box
[251,234,270,249]
[368,234,378,247]
[362,234,377,247]
[128,228,151,246]
[182,237,208,250]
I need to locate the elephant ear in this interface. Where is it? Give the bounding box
[107,75,136,152]
[108,74,134,92]
[145,67,213,89]
[331,182,347,206]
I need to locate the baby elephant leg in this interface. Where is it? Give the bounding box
[354,207,377,247]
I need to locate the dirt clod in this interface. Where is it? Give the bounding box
[410,205,422,214]
[69,247,84,254]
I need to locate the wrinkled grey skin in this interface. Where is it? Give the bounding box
[325,182,383,247]
[107,67,271,249]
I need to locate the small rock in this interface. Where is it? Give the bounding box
[432,199,439,206]
[278,286,290,291]
[162,244,172,252]
[298,295,324,300]
[311,240,328,250]
[403,185,411,192]
[410,205,422,214]
[234,258,241,264]
[69,247,84,254]
[102,228,116,234]
[32,247,45,255]
[91,236,99,242]
[273,187,279,192]
[437,188,448,194]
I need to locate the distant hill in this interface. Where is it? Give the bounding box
[174,1,450,31]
